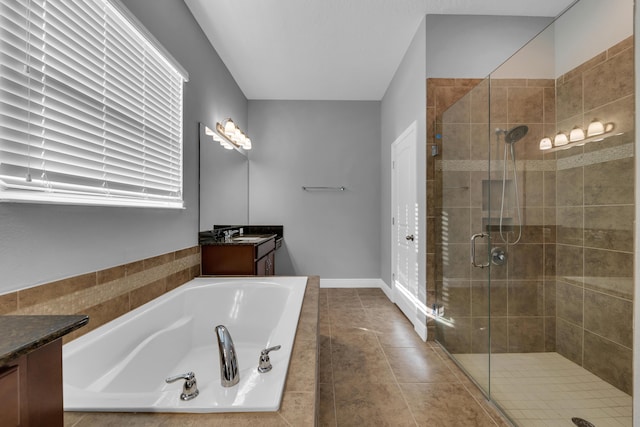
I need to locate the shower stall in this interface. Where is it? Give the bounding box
[432,1,635,426]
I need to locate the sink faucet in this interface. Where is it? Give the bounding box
[215,325,239,387]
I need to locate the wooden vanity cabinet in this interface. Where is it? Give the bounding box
[201,236,276,276]
[0,339,63,427]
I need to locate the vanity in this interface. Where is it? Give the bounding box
[199,225,283,276]
[0,315,88,427]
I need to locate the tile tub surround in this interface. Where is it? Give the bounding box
[0,247,200,342]
[64,276,319,426]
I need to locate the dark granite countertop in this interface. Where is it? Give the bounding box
[199,225,284,247]
[199,233,277,246]
[0,315,89,366]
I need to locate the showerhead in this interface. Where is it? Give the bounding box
[497,125,529,144]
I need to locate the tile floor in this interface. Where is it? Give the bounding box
[455,353,633,427]
[319,287,511,426]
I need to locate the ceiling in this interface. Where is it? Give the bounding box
[183,0,576,101]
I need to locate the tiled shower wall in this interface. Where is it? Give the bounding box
[553,36,634,394]
[426,78,483,341]
[0,247,200,342]
[432,77,557,354]
[428,36,634,395]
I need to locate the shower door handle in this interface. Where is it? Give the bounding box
[470,233,490,268]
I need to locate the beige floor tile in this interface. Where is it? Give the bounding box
[328,306,370,329]
[400,382,498,427]
[334,382,417,426]
[330,329,396,384]
[384,346,460,383]
[356,288,387,297]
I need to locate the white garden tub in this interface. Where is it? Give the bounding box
[63,276,308,413]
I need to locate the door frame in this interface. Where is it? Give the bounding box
[391,121,427,340]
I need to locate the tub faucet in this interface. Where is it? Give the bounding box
[257,345,281,373]
[215,325,239,387]
[165,371,199,401]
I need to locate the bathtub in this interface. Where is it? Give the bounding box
[63,276,308,413]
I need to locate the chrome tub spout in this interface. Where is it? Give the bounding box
[215,325,239,387]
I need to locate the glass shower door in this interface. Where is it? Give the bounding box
[435,77,493,395]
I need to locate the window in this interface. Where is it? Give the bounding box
[0,0,188,208]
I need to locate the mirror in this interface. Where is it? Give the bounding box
[198,122,249,231]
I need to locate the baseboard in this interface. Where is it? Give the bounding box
[319,278,387,289]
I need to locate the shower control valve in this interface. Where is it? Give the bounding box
[491,247,507,266]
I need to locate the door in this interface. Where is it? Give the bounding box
[391,122,422,336]
[435,78,492,395]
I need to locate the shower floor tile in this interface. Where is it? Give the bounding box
[454,352,632,427]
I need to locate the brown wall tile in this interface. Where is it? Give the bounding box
[584,158,634,206]
[556,167,584,206]
[556,76,583,122]
[556,206,584,246]
[18,272,97,310]
[583,47,634,111]
[0,292,18,315]
[508,317,544,352]
[556,244,583,277]
[507,87,544,124]
[508,281,544,316]
[583,331,632,394]
[130,278,166,310]
[556,281,583,326]
[544,317,556,352]
[584,205,633,252]
[556,318,583,365]
[584,290,632,348]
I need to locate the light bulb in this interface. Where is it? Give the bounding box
[539,137,552,150]
[224,119,236,136]
[569,127,585,142]
[554,132,568,147]
[587,120,605,137]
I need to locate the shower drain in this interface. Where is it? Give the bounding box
[571,417,595,427]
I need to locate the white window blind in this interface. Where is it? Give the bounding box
[0,0,188,208]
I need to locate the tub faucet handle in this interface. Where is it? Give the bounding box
[165,371,199,401]
[258,345,281,373]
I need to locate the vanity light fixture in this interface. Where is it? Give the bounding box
[205,125,233,149]
[215,118,252,150]
[538,119,616,152]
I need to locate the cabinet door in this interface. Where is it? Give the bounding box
[0,365,22,426]
[256,255,268,276]
[265,252,275,276]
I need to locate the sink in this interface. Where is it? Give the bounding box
[231,236,265,242]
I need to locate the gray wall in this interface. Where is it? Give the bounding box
[425,15,553,78]
[380,17,427,289]
[0,0,247,293]
[248,100,381,279]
